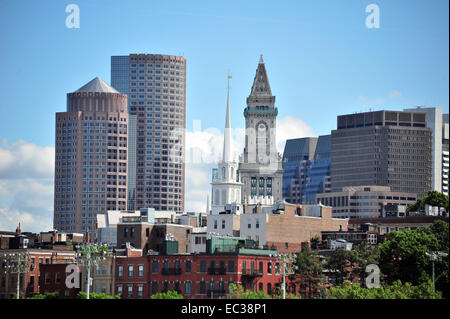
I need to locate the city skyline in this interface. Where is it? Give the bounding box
[0,0,449,232]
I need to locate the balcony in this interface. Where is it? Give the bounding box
[161,268,182,275]
[207,267,226,275]
[241,269,263,278]
[207,289,227,298]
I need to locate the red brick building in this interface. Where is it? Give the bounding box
[114,252,300,299]
[0,249,77,299]
[39,263,81,298]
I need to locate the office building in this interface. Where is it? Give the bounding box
[282,135,331,204]
[316,185,417,219]
[53,77,128,237]
[331,110,432,196]
[111,54,186,212]
[404,107,449,196]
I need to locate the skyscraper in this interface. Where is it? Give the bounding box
[404,107,449,196]
[282,135,332,205]
[331,110,432,196]
[238,56,283,203]
[54,77,128,237]
[111,54,186,212]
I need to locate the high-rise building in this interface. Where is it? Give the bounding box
[282,137,318,203]
[404,107,449,196]
[53,77,128,237]
[331,110,432,196]
[442,113,449,196]
[111,54,186,212]
[238,56,283,203]
[282,135,331,205]
[210,78,243,215]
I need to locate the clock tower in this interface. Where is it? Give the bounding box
[238,56,283,204]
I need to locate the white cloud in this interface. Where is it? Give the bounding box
[183,116,316,212]
[0,139,54,233]
[388,90,402,98]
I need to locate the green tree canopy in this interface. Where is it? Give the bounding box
[327,280,442,299]
[150,290,184,299]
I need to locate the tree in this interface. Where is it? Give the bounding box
[327,280,442,299]
[76,292,121,299]
[150,290,184,299]
[424,191,449,216]
[293,247,324,298]
[407,191,449,216]
[227,283,271,299]
[352,241,380,287]
[326,248,358,285]
[27,292,61,299]
[379,228,439,286]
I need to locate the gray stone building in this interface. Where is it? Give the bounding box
[331,110,432,196]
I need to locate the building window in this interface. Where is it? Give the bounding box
[118,265,123,278]
[163,281,169,293]
[128,265,134,277]
[152,281,158,295]
[267,283,272,295]
[214,220,218,229]
[248,220,251,229]
[102,265,107,275]
[228,260,235,273]
[200,260,206,273]
[152,261,158,273]
[200,281,206,294]
[117,285,122,296]
[185,260,191,273]
[138,285,143,298]
[138,265,144,277]
[222,220,225,229]
[127,285,133,298]
[267,262,272,274]
[242,261,247,275]
[185,282,191,295]
[256,219,259,229]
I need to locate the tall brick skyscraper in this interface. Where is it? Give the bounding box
[53,77,128,237]
[111,54,186,212]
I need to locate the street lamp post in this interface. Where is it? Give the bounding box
[1,252,30,299]
[270,253,297,299]
[75,243,108,299]
[425,251,448,297]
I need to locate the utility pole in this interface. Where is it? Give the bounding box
[425,251,448,297]
[75,243,108,299]
[1,252,30,299]
[270,253,297,299]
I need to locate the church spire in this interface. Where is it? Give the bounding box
[223,74,233,162]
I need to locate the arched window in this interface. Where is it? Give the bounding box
[230,167,234,179]
[214,189,220,205]
[221,189,227,205]
[222,167,226,180]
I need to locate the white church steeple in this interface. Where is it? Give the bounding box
[210,74,243,215]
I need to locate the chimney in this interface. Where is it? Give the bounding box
[15,223,21,235]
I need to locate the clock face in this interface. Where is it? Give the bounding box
[257,123,267,132]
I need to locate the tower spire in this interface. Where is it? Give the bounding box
[223,73,233,162]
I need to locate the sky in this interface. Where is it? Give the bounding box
[0,0,448,232]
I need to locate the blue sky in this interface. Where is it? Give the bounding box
[0,0,448,145]
[0,0,448,231]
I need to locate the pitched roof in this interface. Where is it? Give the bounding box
[75,77,120,93]
[249,55,272,97]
